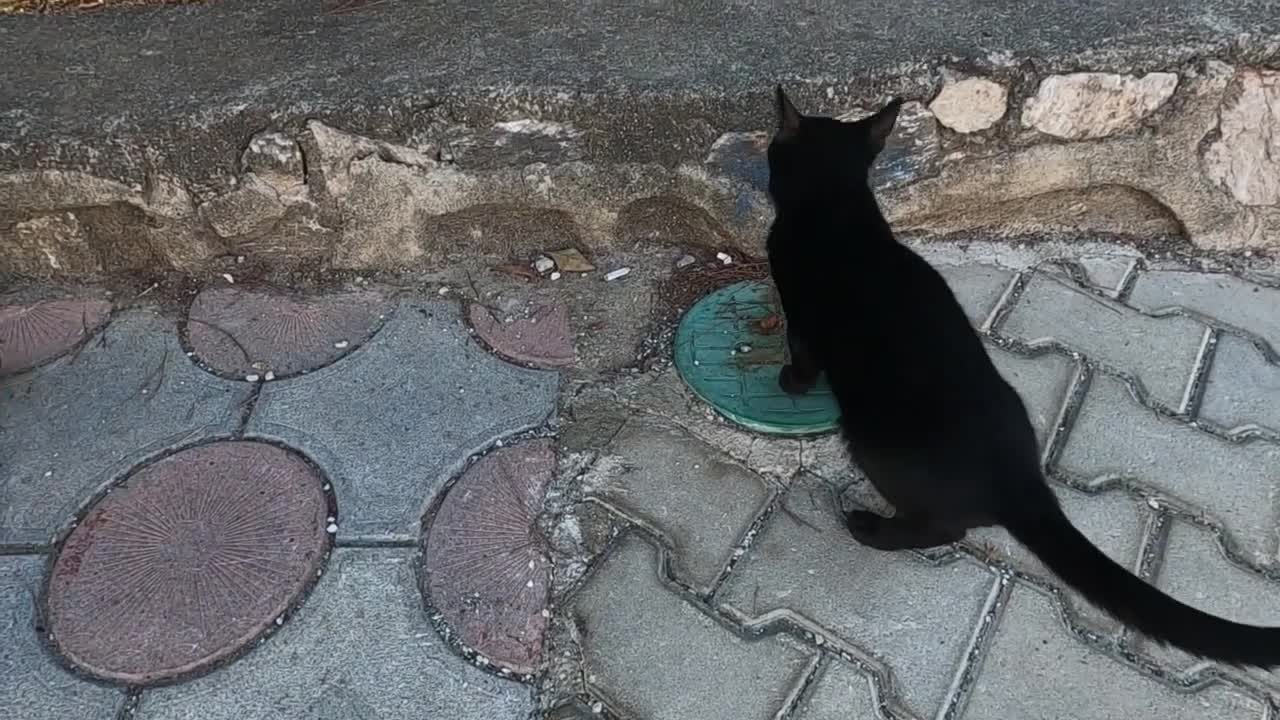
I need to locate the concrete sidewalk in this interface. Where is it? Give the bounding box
[3,243,1280,719]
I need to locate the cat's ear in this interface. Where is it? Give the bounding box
[775,85,803,142]
[863,98,903,155]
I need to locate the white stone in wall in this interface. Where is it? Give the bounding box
[1203,69,1280,206]
[929,77,1008,133]
[1022,72,1179,139]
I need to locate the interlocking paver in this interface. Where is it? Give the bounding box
[791,660,881,720]
[967,485,1148,634]
[718,476,999,718]
[247,299,557,542]
[0,310,249,546]
[1057,373,1280,564]
[1,555,126,720]
[962,584,1266,720]
[1000,272,1208,409]
[1199,333,1280,435]
[137,548,533,720]
[587,418,774,592]
[938,264,1013,327]
[1129,271,1280,350]
[575,534,814,720]
[1143,519,1280,687]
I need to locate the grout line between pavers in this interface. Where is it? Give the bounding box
[1179,326,1218,418]
[1113,257,1143,303]
[1041,356,1090,470]
[1118,508,1171,654]
[0,543,49,555]
[113,687,142,720]
[232,382,262,437]
[334,537,418,549]
[706,492,781,601]
[774,653,825,720]
[980,270,1027,335]
[938,573,1012,720]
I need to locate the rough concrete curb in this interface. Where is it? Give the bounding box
[2,1,1279,279]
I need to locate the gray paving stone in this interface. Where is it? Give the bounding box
[718,477,999,719]
[1129,270,1280,350]
[985,342,1074,448]
[1142,519,1280,686]
[968,485,1148,634]
[137,548,533,720]
[587,419,774,593]
[962,584,1265,720]
[248,299,557,542]
[1000,272,1208,409]
[1058,374,1280,565]
[1200,333,1280,435]
[0,310,249,546]
[1,555,125,720]
[938,264,1013,327]
[575,534,813,720]
[792,660,880,720]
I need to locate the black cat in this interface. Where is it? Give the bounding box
[766,85,1280,668]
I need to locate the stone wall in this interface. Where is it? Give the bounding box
[2,61,1278,279]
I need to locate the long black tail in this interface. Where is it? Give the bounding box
[1000,479,1280,668]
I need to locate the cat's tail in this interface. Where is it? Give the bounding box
[1000,477,1280,668]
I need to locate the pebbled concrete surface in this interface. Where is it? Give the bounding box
[247,299,557,542]
[1,556,127,720]
[0,310,249,546]
[135,548,536,720]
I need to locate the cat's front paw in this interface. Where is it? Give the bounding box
[778,365,816,396]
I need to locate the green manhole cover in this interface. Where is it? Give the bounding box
[674,280,840,435]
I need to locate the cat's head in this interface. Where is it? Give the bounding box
[767,85,900,205]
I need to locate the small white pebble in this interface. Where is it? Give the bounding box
[541,609,551,618]
[221,273,235,284]
[533,256,556,273]
[245,374,261,382]
[550,271,561,280]
[676,254,696,268]
[334,340,349,349]
[814,634,825,646]
[44,470,52,478]
[716,252,733,265]
[323,483,331,491]
[236,255,245,264]
[605,267,631,281]
[326,522,338,534]
[275,616,284,626]
[438,286,451,295]
[264,371,276,381]
[592,702,604,714]
[1146,498,1160,510]
[526,579,534,588]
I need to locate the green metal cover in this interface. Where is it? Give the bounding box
[673,280,840,436]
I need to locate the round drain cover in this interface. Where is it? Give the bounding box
[673,280,839,435]
[46,441,331,685]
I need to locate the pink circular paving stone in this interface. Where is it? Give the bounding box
[46,441,331,685]
[469,303,575,368]
[186,287,390,378]
[0,299,110,377]
[422,440,555,675]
